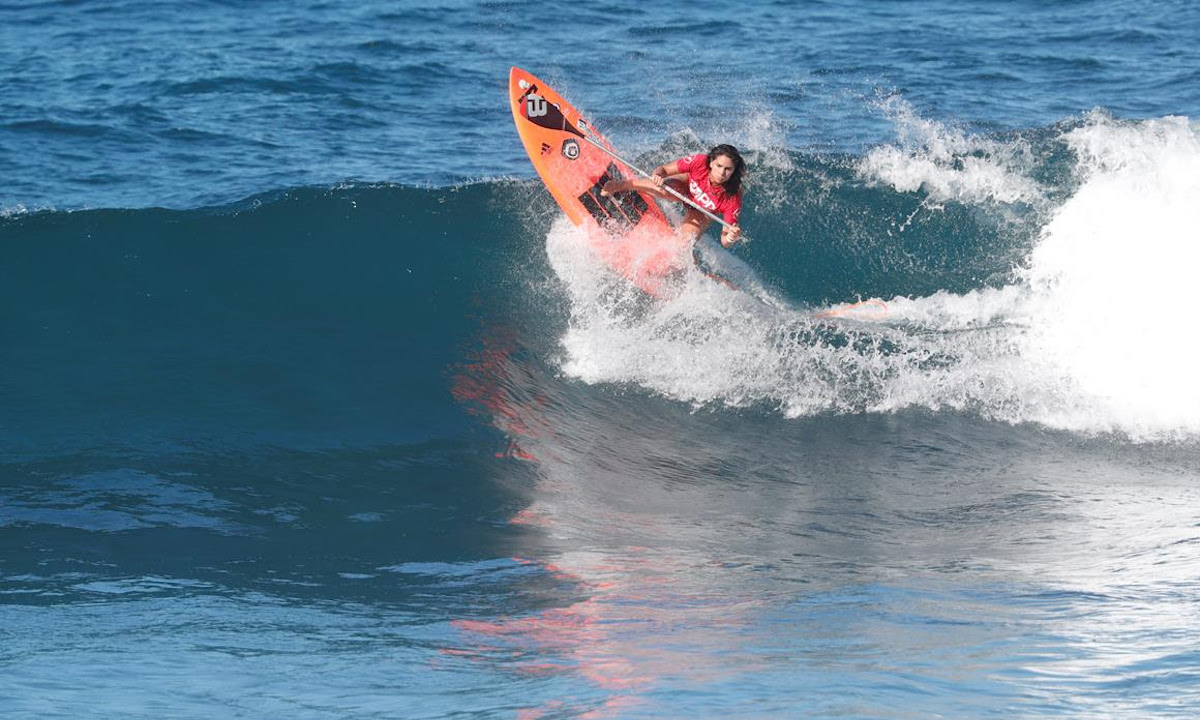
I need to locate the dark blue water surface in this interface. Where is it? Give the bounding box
[3,1,1200,718]
[2,0,1197,208]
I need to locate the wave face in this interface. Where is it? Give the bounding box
[4,113,1199,448]
[1,184,528,456]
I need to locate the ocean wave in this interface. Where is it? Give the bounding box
[4,113,1198,444]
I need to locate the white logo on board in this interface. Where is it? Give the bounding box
[526,95,547,118]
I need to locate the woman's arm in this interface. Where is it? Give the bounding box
[601,160,683,197]
[647,160,682,187]
[719,189,744,247]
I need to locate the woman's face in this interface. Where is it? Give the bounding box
[708,154,736,186]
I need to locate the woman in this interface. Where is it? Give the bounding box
[602,144,746,248]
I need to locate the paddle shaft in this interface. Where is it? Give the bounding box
[580,134,736,231]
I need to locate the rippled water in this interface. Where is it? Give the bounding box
[3,1,1200,718]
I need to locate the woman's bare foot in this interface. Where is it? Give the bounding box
[600,179,627,197]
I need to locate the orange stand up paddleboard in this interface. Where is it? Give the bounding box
[508,67,689,297]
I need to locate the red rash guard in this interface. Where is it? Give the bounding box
[675,152,742,225]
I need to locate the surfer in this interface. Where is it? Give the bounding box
[601,144,745,248]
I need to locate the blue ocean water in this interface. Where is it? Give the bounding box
[3,1,1200,718]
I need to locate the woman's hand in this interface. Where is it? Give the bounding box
[721,224,742,248]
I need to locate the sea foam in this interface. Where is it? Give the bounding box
[548,112,1200,441]
[1020,114,1200,437]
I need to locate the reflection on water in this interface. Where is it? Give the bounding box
[447,323,1200,717]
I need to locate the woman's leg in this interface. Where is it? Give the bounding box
[600,177,675,200]
[677,209,712,242]
[602,182,713,242]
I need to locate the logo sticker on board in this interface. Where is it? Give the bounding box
[525,94,548,118]
[561,139,580,160]
[518,85,585,138]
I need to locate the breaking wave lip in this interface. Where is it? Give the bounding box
[545,111,1200,443]
[857,95,1048,206]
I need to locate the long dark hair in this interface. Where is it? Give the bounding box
[707,144,745,194]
